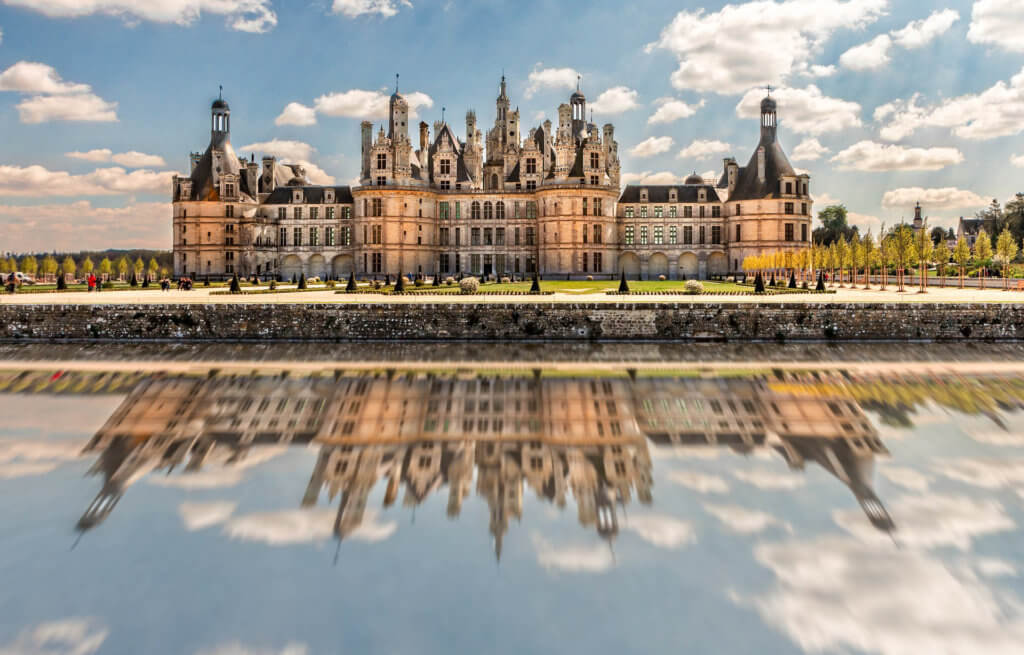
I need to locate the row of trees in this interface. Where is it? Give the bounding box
[745,224,1020,292]
[0,254,167,282]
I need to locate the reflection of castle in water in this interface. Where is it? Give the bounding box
[77,369,894,550]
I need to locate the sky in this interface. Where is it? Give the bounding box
[0,0,1023,253]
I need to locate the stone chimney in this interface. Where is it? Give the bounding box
[419,121,429,153]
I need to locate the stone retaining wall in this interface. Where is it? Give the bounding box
[1,303,1022,341]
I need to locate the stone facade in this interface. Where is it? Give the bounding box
[172,81,806,280]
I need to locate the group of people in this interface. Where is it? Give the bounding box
[81,274,189,292]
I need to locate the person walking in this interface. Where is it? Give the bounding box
[87,273,96,292]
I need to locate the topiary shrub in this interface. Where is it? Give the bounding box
[658,275,667,281]
[529,273,541,294]
[500,276,511,284]
[618,270,630,294]
[684,280,704,295]
[129,271,138,288]
[326,279,336,289]
[788,273,797,289]
[432,275,440,287]
[142,275,150,289]
[56,272,67,290]
[394,274,406,293]
[298,273,307,290]
[816,273,826,292]
[269,280,277,290]
[754,272,766,294]
[459,276,480,294]
[347,271,357,293]
[445,277,455,286]
[373,279,383,289]
[229,272,241,294]
[585,275,594,281]
[414,277,424,287]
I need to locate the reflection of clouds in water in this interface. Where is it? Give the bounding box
[0,617,108,655]
[624,514,696,549]
[532,533,613,573]
[704,503,792,535]
[879,466,931,492]
[666,470,729,494]
[745,536,1024,655]
[147,447,286,490]
[934,458,1024,489]
[834,494,1014,551]
[179,501,237,531]
[649,446,720,461]
[0,439,85,479]
[194,641,309,655]
[733,469,805,491]
[224,509,396,546]
[968,431,1024,447]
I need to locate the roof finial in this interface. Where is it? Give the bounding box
[219,85,223,100]
[442,106,446,123]
[577,74,581,91]
[395,73,399,94]
[765,84,772,97]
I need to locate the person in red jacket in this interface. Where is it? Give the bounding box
[87,273,97,292]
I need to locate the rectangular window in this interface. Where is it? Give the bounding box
[583,225,588,244]
[594,198,602,216]
[309,207,319,220]
[785,181,793,194]
[684,206,693,218]
[669,226,677,244]
[735,225,742,242]
[326,207,335,220]
[593,252,602,273]
[654,206,663,218]
[683,226,693,244]
[590,175,599,185]
[625,225,635,245]
[372,199,383,217]
[526,180,537,190]
[711,225,721,245]
[439,201,449,220]
[440,159,451,175]
[699,225,706,244]
[294,207,302,220]
[225,205,234,218]
[593,224,601,244]
[293,227,302,246]
[310,227,319,246]
[341,226,352,245]
[440,227,450,246]
[376,153,387,170]
[625,207,634,218]
[484,228,493,246]
[371,252,382,273]
[278,207,286,220]
[525,227,536,245]
[785,223,795,241]
[470,254,481,274]
[669,206,677,218]
[455,202,461,220]
[582,198,588,216]
[496,227,505,246]
[343,207,351,220]
[526,158,537,174]
[471,228,481,246]
[590,152,599,168]
[785,202,795,215]
[712,206,721,218]
[640,206,648,218]
[582,252,588,272]
[699,206,706,218]
[440,180,450,190]
[514,227,521,246]
[801,202,808,215]
[653,226,663,245]
[526,202,537,219]
[372,225,382,244]
[801,223,808,242]
[279,227,287,246]
[640,225,648,245]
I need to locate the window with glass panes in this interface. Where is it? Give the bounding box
[326,207,335,220]
[293,207,302,220]
[640,225,648,245]
[683,226,693,244]
[625,225,634,245]
[653,226,663,244]
[640,206,648,218]
[785,223,795,241]
[278,208,286,220]
[279,227,287,246]
[593,224,601,244]
[293,227,302,246]
[711,225,721,244]
[326,227,335,246]
[372,199,382,216]
[669,226,677,243]
[654,206,663,218]
[593,252,602,272]
[625,206,634,218]
[371,225,382,244]
[310,207,319,220]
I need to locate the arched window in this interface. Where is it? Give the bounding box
[483,201,493,220]
[495,202,505,219]
[471,201,481,220]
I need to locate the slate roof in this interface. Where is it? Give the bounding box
[729,137,801,202]
[187,139,256,202]
[263,186,354,204]
[617,185,722,204]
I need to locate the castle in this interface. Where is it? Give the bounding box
[172,78,811,280]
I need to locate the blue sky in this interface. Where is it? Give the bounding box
[0,0,1023,252]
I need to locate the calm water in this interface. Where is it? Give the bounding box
[2,344,1024,655]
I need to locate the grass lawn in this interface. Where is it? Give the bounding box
[441,279,753,294]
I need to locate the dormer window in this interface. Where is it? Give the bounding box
[325,189,335,204]
[698,189,707,202]
[640,188,648,202]
[376,153,387,170]
[669,189,678,202]
[590,152,599,169]
[785,181,793,195]
[224,182,236,198]
[292,189,303,204]
[440,159,451,175]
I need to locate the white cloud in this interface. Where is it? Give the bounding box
[647,97,704,125]
[0,617,108,655]
[0,439,84,479]
[628,136,674,158]
[666,470,729,494]
[589,86,639,115]
[704,503,791,534]
[274,102,316,127]
[0,201,170,251]
[195,642,309,655]
[148,447,284,490]
[645,0,888,94]
[179,501,237,531]
[934,457,1024,489]
[224,508,395,546]
[879,466,931,492]
[0,165,172,198]
[677,139,732,160]
[813,191,842,206]
[525,65,579,99]
[1012,154,1024,168]
[312,88,433,121]
[532,533,613,573]
[620,171,683,186]
[840,34,893,70]
[4,0,278,33]
[66,149,165,168]
[831,140,964,171]
[331,0,412,19]
[734,469,805,490]
[736,85,862,135]
[835,494,1014,551]
[976,558,1018,578]
[747,536,1024,655]
[882,187,989,210]
[791,137,829,161]
[877,67,1024,141]
[624,514,696,549]
[848,211,882,232]
[0,61,117,124]
[891,9,960,49]
[968,0,1024,53]
[241,140,314,163]
[804,64,838,78]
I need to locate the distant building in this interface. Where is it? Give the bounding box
[957,215,996,249]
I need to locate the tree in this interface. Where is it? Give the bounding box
[41,255,58,281]
[1004,192,1024,246]
[914,221,933,293]
[134,256,145,277]
[953,238,971,289]
[974,228,993,290]
[62,255,77,281]
[930,226,947,246]
[0,258,9,274]
[995,229,1019,290]
[117,256,129,281]
[933,238,950,288]
[836,237,851,286]
[20,255,37,276]
[976,198,1004,238]
[99,257,113,280]
[148,257,159,278]
[813,204,860,246]
[81,256,94,277]
[861,232,876,288]
[890,224,916,292]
